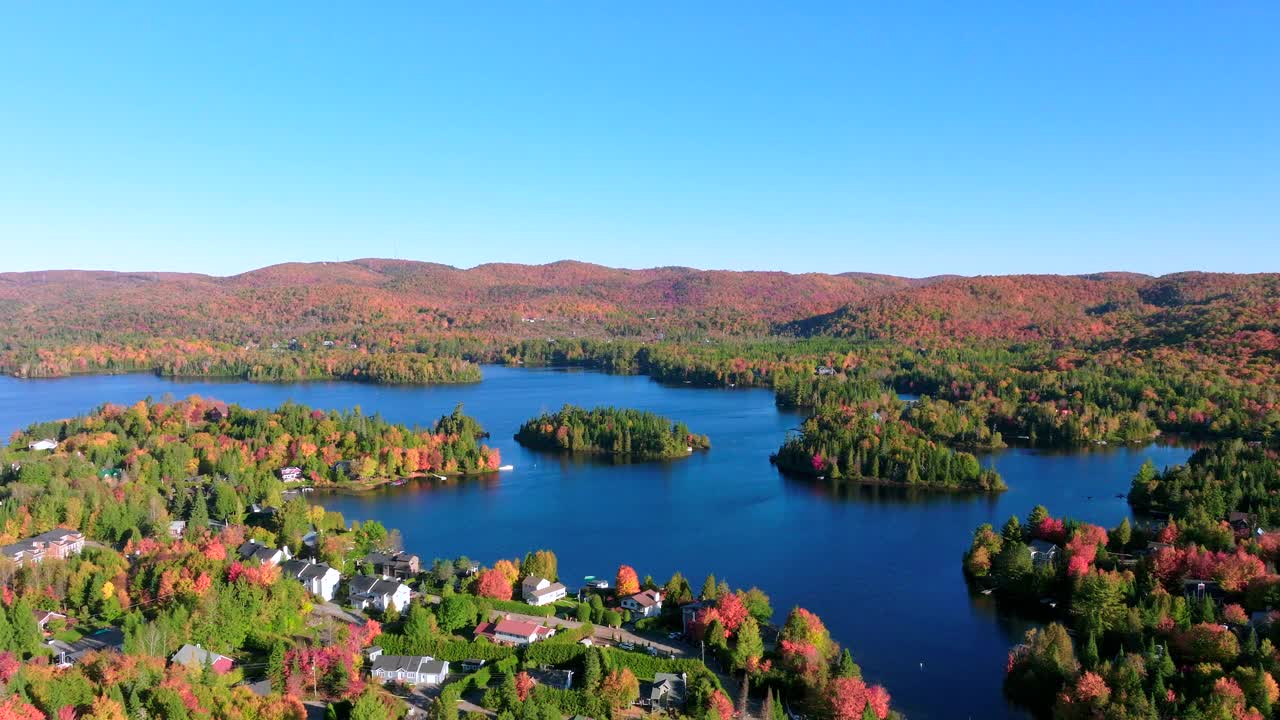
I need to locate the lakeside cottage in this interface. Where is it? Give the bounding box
[349,575,411,614]
[621,589,663,618]
[171,644,235,673]
[205,402,230,422]
[474,617,556,645]
[363,551,421,580]
[522,575,568,606]
[367,647,449,685]
[237,539,290,567]
[1028,539,1059,567]
[280,466,303,483]
[28,438,59,451]
[280,558,342,602]
[1,528,85,568]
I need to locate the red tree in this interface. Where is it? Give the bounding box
[616,565,640,596]
[515,671,535,701]
[716,592,749,635]
[476,569,513,600]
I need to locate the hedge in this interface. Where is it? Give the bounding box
[377,634,517,662]
[530,686,607,718]
[523,643,588,667]
[599,648,714,684]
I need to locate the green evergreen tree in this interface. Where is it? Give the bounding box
[835,648,861,679]
[700,574,718,601]
[352,690,390,720]
[1001,515,1023,544]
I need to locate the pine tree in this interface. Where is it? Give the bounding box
[1001,516,1023,544]
[835,648,861,679]
[186,488,209,540]
[763,687,774,720]
[1081,632,1099,669]
[583,648,602,691]
[700,574,718,601]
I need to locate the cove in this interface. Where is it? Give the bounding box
[0,366,1193,719]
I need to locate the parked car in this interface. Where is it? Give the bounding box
[646,645,660,656]
[461,659,486,672]
[617,641,635,651]
[667,632,682,640]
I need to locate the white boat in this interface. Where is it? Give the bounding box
[498,464,514,471]
[433,474,447,481]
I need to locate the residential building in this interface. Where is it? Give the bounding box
[0,528,85,568]
[363,551,421,580]
[367,648,449,685]
[680,601,709,634]
[473,617,556,645]
[643,673,687,709]
[621,590,663,618]
[48,627,124,668]
[280,466,303,483]
[349,575,411,614]
[522,576,567,606]
[33,609,68,635]
[168,520,187,539]
[529,668,574,690]
[237,539,290,567]
[171,644,235,673]
[205,402,230,422]
[1028,539,1060,567]
[28,439,58,451]
[281,559,342,602]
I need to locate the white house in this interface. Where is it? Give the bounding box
[281,559,342,602]
[367,648,449,685]
[28,439,58,451]
[349,575,411,614]
[237,539,290,567]
[1028,540,1060,567]
[522,576,567,607]
[621,589,663,618]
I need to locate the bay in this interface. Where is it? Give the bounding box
[0,366,1192,719]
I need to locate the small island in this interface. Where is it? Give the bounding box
[771,406,1006,492]
[515,404,710,460]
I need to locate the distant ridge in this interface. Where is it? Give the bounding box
[0,259,1276,347]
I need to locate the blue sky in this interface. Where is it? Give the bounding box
[2,4,1276,277]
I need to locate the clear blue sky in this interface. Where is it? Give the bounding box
[2,4,1276,277]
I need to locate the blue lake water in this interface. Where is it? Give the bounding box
[0,366,1194,719]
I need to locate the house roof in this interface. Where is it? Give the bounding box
[526,580,567,599]
[48,627,124,663]
[237,540,280,563]
[0,527,84,559]
[281,559,337,582]
[626,590,661,607]
[171,644,234,672]
[1028,539,1059,553]
[648,673,686,702]
[349,575,405,597]
[371,655,448,676]
[476,618,555,640]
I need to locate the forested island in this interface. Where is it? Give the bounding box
[962,441,1280,719]
[515,405,710,460]
[772,405,1007,492]
[0,400,900,720]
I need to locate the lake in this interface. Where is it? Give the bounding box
[0,366,1193,719]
